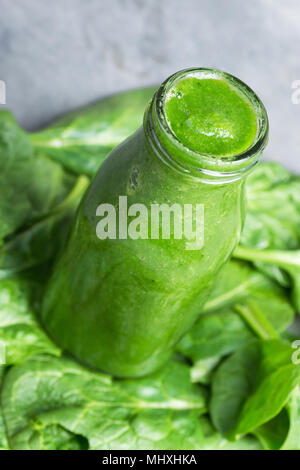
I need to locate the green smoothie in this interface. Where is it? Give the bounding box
[164,76,257,157]
[42,68,268,377]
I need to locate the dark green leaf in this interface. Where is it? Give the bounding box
[0,175,89,277]
[253,409,289,450]
[178,260,294,383]
[210,339,300,439]
[204,260,294,335]
[242,162,300,254]
[177,308,255,383]
[0,278,60,364]
[237,161,300,300]
[0,111,74,246]
[196,416,262,449]
[11,423,89,451]
[0,367,8,449]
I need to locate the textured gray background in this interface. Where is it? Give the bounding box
[0,0,300,170]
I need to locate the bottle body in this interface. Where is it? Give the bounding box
[42,128,246,377]
[42,68,268,377]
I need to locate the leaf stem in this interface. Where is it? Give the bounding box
[234,245,300,269]
[235,303,278,340]
[50,174,89,216]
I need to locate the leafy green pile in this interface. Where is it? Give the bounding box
[0,88,299,450]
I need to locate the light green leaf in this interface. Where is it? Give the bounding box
[31,87,157,176]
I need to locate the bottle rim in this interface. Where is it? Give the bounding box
[145,68,269,182]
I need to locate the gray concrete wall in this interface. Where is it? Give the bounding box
[0,0,300,170]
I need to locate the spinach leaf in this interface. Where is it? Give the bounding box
[1,354,207,450]
[204,260,294,336]
[0,95,299,450]
[177,308,255,383]
[0,278,60,364]
[196,416,262,450]
[0,175,89,278]
[31,87,156,176]
[177,260,294,382]
[253,396,300,451]
[242,162,300,256]
[253,410,289,450]
[11,423,88,451]
[237,161,300,300]
[281,388,300,450]
[210,339,300,439]
[0,367,8,450]
[0,111,74,246]
[234,245,300,312]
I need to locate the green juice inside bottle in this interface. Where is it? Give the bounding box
[42,68,268,377]
[165,76,257,157]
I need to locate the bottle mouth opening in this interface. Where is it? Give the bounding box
[146,68,269,181]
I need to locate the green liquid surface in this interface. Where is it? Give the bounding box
[164,77,258,157]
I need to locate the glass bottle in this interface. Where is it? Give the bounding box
[42,68,268,377]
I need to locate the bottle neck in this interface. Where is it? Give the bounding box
[144,68,269,184]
